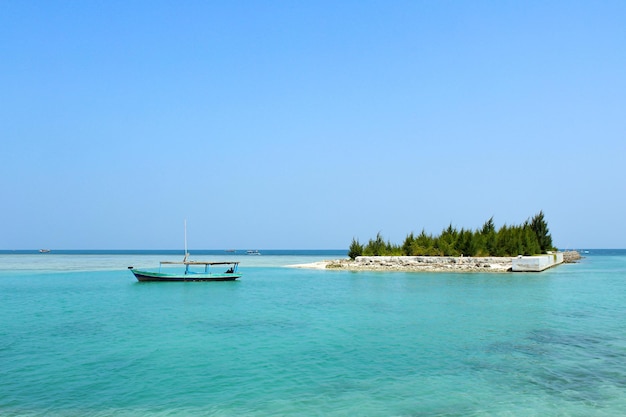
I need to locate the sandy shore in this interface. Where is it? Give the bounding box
[288,261,331,270]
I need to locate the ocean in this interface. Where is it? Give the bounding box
[1,249,625,416]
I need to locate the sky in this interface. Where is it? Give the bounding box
[1,1,625,250]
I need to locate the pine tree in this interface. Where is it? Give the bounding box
[521,224,541,255]
[411,229,435,255]
[530,211,553,253]
[481,217,497,256]
[438,225,459,256]
[364,232,386,256]
[402,233,415,256]
[348,212,555,258]
[456,228,474,256]
[348,238,363,260]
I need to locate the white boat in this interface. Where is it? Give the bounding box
[246,250,261,255]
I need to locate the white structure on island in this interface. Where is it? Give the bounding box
[511,252,564,272]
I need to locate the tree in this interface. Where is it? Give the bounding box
[530,211,553,253]
[348,213,555,258]
[494,225,509,256]
[402,233,415,256]
[348,238,363,260]
[437,224,459,256]
[457,228,477,256]
[481,217,497,256]
[521,223,541,255]
[411,229,436,255]
[364,232,386,256]
[471,232,487,257]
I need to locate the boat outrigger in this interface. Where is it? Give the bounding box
[128,261,241,282]
[128,220,242,282]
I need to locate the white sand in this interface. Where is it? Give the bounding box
[286,261,330,270]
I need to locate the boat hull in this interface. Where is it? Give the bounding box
[130,269,242,282]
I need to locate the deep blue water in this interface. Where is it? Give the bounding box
[1,250,625,416]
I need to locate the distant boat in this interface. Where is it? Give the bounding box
[39,249,51,253]
[128,221,242,282]
[246,250,261,255]
[224,249,236,253]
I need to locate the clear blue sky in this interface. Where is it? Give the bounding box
[2,1,625,250]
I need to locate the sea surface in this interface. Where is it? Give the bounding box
[1,249,625,416]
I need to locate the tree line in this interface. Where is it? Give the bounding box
[348,211,554,259]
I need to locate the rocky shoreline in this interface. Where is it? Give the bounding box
[290,251,582,273]
[562,250,583,263]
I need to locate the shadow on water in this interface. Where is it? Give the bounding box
[477,327,626,405]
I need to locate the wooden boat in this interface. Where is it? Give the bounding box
[128,261,241,282]
[128,220,242,282]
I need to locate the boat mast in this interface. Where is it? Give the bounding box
[183,219,189,263]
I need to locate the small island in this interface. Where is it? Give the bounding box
[293,212,582,272]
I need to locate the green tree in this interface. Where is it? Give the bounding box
[530,211,553,253]
[348,238,363,260]
[386,239,403,256]
[521,223,541,255]
[349,212,555,258]
[457,228,478,256]
[364,232,386,256]
[410,229,436,255]
[495,225,512,256]
[437,224,459,256]
[402,233,415,256]
[481,217,497,256]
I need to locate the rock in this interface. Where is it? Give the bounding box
[562,251,582,263]
[325,256,514,273]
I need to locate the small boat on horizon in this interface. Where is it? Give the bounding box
[246,250,261,255]
[39,249,51,253]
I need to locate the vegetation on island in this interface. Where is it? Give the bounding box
[348,211,555,260]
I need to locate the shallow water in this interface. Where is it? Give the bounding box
[1,251,625,416]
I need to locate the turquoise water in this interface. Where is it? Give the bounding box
[1,251,625,416]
